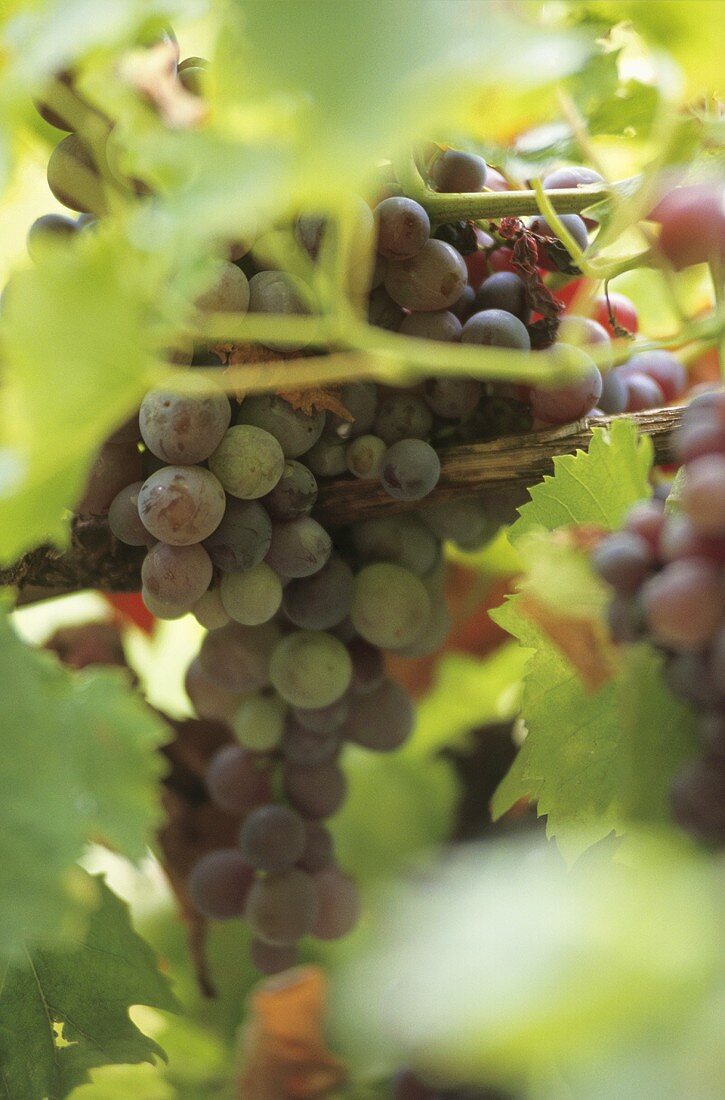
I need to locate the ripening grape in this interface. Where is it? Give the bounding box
[461,309,531,351]
[249,939,297,975]
[270,630,352,708]
[142,541,213,607]
[681,455,725,534]
[283,759,348,819]
[399,310,462,341]
[598,368,628,415]
[473,272,530,323]
[419,499,496,550]
[46,133,107,214]
[592,292,638,336]
[141,588,187,620]
[374,393,433,445]
[346,434,387,479]
[670,754,725,844]
[281,721,340,766]
[209,425,285,500]
[368,286,405,330]
[265,516,332,578]
[245,868,319,945]
[184,656,247,723]
[344,679,415,751]
[327,382,378,440]
[542,165,604,190]
[557,316,613,370]
[77,442,143,515]
[381,438,441,501]
[236,395,325,458]
[232,694,287,751]
[619,350,687,402]
[351,514,439,575]
[263,460,318,520]
[384,239,468,312]
[374,196,431,260]
[429,149,488,193]
[293,695,350,734]
[220,562,283,625]
[205,744,273,815]
[652,182,725,270]
[312,868,361,940]
[423,377,482,420]
[199,620,280,693]
[108,481,152,546]
[139,382,231,464]
[187,849,255,920]
[248,270,314,350]
[592,531,653,593]
[192,586,231,630]
[624,372,665,412]
[529,213,589,253]
[238,804,307,873]
[137,464,226,545]
[203,498,272,572]
[304,435,347,477]
[351,563,431,649]
[297,821,335,873]
[195,261,250,313]
[347,637,386,695]
[528,345,602,424]
[641,559,723,650]
[282,554,355,631]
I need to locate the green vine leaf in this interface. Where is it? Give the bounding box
[0,610,170,957]
[0,876,178,1100]
[509,419,653,545]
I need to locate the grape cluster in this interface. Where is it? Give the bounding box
[29,56,700,967]
[594,391,725,846]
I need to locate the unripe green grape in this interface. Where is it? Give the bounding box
[350,563,431,649]
[232,694,286,751]
[220,563,283,625]
[46,133,107,214]
[209,425,285,499]
[195,261,250,313]
[270,630,352,708]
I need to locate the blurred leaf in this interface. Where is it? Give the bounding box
[335,834,723,1099]
[509,419,653,545]
[0,609,170,956]
[0,876,177,1100]
[408,644,525,759]
[0,224,172,563]
[491,551,698,859]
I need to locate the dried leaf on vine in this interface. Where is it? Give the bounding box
[279,386,353,421]
[518,591,616,693]
[499,217,564,348]
[117,40,207,129]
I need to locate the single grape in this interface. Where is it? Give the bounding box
[205,744,272,815]
[652,182,725,270]
[195,261,250,313]
[297,821,335,873]
[641,559,723,650]
[270,630,352,708]
[282,554,355,631]
[239,804,307,873]
[263,460,318,520]
[542,166,604,190]
[351,513,440,576]
[430,149,487,193]
[346,434,387,479]
[681,455,725,534]
[187,849,254,920]
[624,372,665,412]
[461,309,531,351]
[384,239,468,312]
[220,563,282,625]
[423,377,482,420]
[209,425,285,500]
[27,213,78,259]
[473,272,529,323]
[670,755,725,845]
[199,621,280,693]
[236,395,325,458]
[351,563,431,649]
[399,310,462,341]
[46,133,107,213]
[374,196,431,260]
[184,656,247,722]
[344,679,414,752]
[108,481,152,546]
[232,694,287,751]
[381,439,441,501]
[265,516,332,578]
[203,498,272,573]
[249,939,297,975]
[619,350,687,402]
[192,586,231,630]
[139,382,231,464]
[557,316,613,370]
[528,345,602,424]
[607,593,646,644]
[327,382,378,440]
[245,868,319,945]
[293,695,350,735]
[141,588,187,621]
[137,465,226,545]
[597,367,628,415]
[312,868,361,940]
[664,651,720,709]
[591,532,653,593]
[347,638,386,695]
[76,442,143,515]
[676,417,725,464]
[142,541,213,607]
[283,759,348,820]
[450,284,476,321]
[624,500,666,555]
[178,65,205,94]
[592,292,638,336]
[248,270,313,350]
[396,594,451,658]
[529,213,589,253]
[304,435,347,477]
[659,514,725,566]
[374,393,433,445]
[368,286,405,330]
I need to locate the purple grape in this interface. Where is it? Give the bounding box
[374,196,431,260]
[473,272,529,323]
[381,439,441,501]
[187,849,255,920]
[461,309,530,351]
[430,150,487,193]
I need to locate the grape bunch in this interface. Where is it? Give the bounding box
[594,390,725,846]
[28,52,703,969]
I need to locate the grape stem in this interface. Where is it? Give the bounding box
[1,407,684,595]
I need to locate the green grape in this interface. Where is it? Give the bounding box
[350,563,431,649]
[220,562,283,625]
[248,270,314,351]
[304,434,347,477]
[345,434,386,480]
[270,630,352,708]
[192,586,230,630]
[209,425,285,499]
[46,133,107,214]
[195,261,250,313]
[236,395,325,458]
[232,694,287,751]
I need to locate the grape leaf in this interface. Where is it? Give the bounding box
[0,224,170,564]
[0,876,178,1100]
[509,419,653,545]
[490,563,698,861]
[0,610,170,956]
